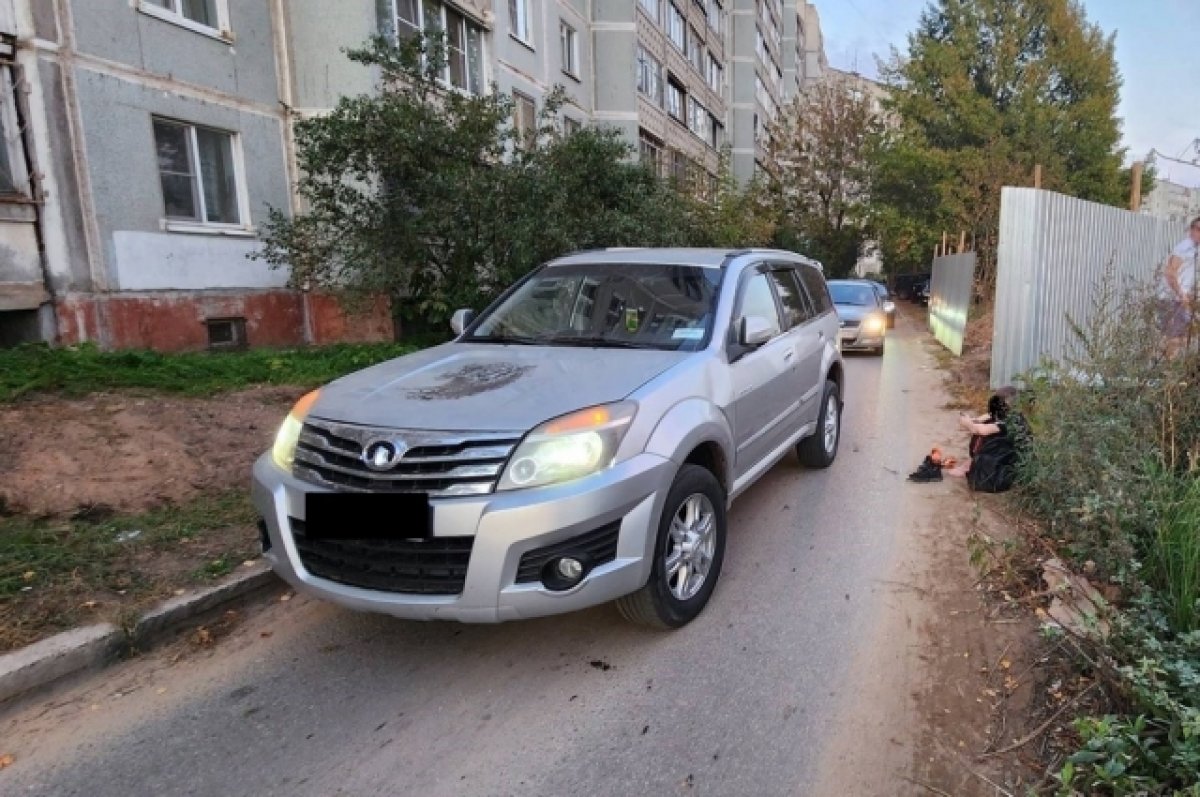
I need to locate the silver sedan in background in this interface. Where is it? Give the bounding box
[828,279,889,356]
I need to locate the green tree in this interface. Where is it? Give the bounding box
[872,0,1129,287]
[769,77,881,277]
[256,37,695,334]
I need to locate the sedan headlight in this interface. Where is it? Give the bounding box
[497,402,637,491]
[863,314,886,335]
[272,389,321,471]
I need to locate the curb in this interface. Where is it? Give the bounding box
[0,562,280,706]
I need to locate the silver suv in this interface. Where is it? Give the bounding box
[252,248,844,628]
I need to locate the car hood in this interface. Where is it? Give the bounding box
[834,304,878,323]
[307,343,690,431]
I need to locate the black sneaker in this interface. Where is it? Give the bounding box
[907,456,943,483]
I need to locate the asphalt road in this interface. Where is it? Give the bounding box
[3,312,947,797]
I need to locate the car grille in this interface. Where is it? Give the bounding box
[293,418,522,497]
[839,319,860,329]
[515,520,622,584]
[289,518,473,595]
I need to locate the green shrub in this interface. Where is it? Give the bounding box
[1020,272,1200,793]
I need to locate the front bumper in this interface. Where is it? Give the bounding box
[251,452,676,622]
[839,327,885,350]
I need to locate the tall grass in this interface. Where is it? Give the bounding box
[1148,476,1200,633]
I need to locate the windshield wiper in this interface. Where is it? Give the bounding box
[547,335,662,350]
[465,334,547,346]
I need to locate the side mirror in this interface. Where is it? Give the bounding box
[738,316,774,348]
[450,308,475,336]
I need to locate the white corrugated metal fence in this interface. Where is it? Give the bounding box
[929,252,976,356]
[991,187,1183,387]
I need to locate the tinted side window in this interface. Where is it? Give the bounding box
[797,265,833,315]
[768,269,814,328]
[737,273,782,338]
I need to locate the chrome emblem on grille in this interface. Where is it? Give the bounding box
[362,438,407,471]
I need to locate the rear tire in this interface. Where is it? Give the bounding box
[616,465,726,629]
[797,380,841,469]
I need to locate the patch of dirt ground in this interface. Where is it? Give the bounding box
[0,387,302,517]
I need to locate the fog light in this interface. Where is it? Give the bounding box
[543,555,587,590]
[556,557,583,581]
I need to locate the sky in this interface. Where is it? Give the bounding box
[819,0,1200,186]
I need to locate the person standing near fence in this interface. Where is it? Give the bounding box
[1159,217,1200,358]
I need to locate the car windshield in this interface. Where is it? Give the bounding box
[466,263,723,351]
[828,283,877,307]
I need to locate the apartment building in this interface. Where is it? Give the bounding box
[0,0,826,349]
[0,0,392,349]
[1141,178,1200,227]
[726,0,824,183]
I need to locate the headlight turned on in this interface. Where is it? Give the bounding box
[272,389,321,471]
[863,314,887,335]
[497,402,638,491]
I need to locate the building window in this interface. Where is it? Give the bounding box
[408,0,486,95]
[709,115,722,149]
[636,46,663,105]
[0,71,27,197]
[666,78,685,121]
[667,4,685,50]
[509,0,532,44]
[705,0,722,33]
[639,132,664,175]
[639,0,661,23]
[689,25,705,73]
[563,116,582,135]
[395,0,420,39]
[141,0,227,35]
[205,317,247,350]
[0,116,14,194]
[560,21,578,77]
[513,91,537,146]
[706,53,722,92]
[688,97,709,141]
[152,117,243,227]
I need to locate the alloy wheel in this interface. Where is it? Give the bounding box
[664,493,717,601]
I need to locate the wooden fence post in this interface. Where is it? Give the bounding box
[1034,164,1042,189]
[1130,161,1145,212]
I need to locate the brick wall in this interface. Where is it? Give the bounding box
[54,290,393,351]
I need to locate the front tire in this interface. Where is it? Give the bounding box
[873,341,886,357]
[797,379,841,469]
[616,464,726,629]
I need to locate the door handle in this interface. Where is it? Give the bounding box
[784,350,794,362]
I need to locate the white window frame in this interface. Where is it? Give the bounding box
[667,4,686,51]
[636,45,663,106]
[689,25,705,73]
[560,20,579,78]
[0,68,30,198]
[152,117,252,235]
[666,80,684,121]
[513,90,537,147]
[390,0,487,96]
[705,0,721,34]
[136,0,231,43]
[509,0,533,47]
[639,0,661,24]
[706,52,722,93]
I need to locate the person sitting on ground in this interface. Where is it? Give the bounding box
[945,387,1027,492]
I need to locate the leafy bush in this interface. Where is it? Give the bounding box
[1020,272,1200,793]
[0,341,415,402]
[256,37,779,330]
